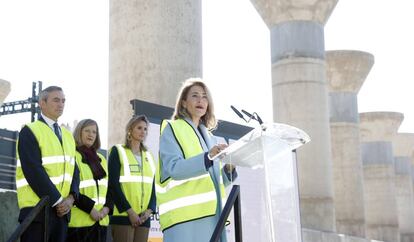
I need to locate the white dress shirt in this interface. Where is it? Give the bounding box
[41,113,63,207]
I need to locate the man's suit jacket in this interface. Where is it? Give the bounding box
[17,116,79,222]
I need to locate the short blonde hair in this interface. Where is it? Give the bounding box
[172,77,217,129]
[124,115,149,151]
[73,119,101,150]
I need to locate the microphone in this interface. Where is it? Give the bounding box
[230,105,247,122]
[241,109,263,125]
[254,112,263,125]
[241,109,254,121]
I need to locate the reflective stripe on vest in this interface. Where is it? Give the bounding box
[16,155,75,188]
[69,152,109,227]
[79,178,107,189]
[16,155,75,167]
[155,119,226,230]
[155,174,210,194]
[112,145,155,217]
[16,121,76,208]
[16,174,73,188]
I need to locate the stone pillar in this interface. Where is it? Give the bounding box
[109,0,202,145]
[393,133,414,242]
[326,50,374,237]
[0,79,11,106]
[249,0,338,231]
[360,112,402,242]
[412,159,414,242]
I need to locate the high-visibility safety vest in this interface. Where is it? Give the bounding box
[156,119,226,231]
[15,121,76,208]
[69,152,109,227]
[112,145,156,217]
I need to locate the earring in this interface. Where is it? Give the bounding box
[127,132,131,141]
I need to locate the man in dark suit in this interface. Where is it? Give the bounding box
[16,86,79,242]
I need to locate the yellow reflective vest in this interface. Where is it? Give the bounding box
[16,121,76,208]
[112,145,156,217]
[69,152,109,227]
[156,119,226,231]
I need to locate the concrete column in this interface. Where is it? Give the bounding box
[302,228,371,242]
[412,160,414,242]
[326,50,374,237]
[109,0,202,145]
[0,79,11,106]
[392,133,414,242]
[360,112,403,242]
[249,0,338,231]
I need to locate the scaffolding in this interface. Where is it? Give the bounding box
[0,81,42,122]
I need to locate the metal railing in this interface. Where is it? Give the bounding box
[210,185,243,242]
[7,196,49,242]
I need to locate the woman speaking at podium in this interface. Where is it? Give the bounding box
[156,78,237,242]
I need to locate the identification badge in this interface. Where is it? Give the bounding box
[129,164,141,173]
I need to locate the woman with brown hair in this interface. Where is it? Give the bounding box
[108,115,156,242]
[156,78,237,242]
[67,119,112,242]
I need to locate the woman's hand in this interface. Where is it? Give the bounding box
[90,208,101,221]
[127,208,142,227]
[208,144,228,159]
[99,206,110,219]
[139,209,153,223]
[224,163,235,173]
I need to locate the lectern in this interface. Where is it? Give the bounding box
[214,123,310,242]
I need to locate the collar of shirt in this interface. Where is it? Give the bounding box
[183,117,210,150]
[41,113,59,132]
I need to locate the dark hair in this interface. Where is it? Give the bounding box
[124,115,149,151]
[73,119,101,150]
[39,86,63,102]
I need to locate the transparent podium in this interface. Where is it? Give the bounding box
[214,123,310,242]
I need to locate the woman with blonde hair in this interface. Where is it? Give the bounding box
[156,77,237,242]
[108,115,156,242]
[67,119,112,242]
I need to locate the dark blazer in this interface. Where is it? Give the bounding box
[74,151,113,215]
[17,117,79,242]
[108,146,156,227]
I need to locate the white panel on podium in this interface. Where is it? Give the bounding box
[218,123,310,242]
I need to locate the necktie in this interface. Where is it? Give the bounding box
[53,123,62,144]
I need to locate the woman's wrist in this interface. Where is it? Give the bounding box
[126,208,135,216]
[204,153,213,170]
[102,206,109,215]
[207,152,213,160]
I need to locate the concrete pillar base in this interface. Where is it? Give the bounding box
[302,229,341,242]
[400,233,414,242]
[302,228,374,242]
[336,219,365,238]
[366,225,400,242]
[331,123,366,237]
[360,112,402,242]
[300,197,335,231]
